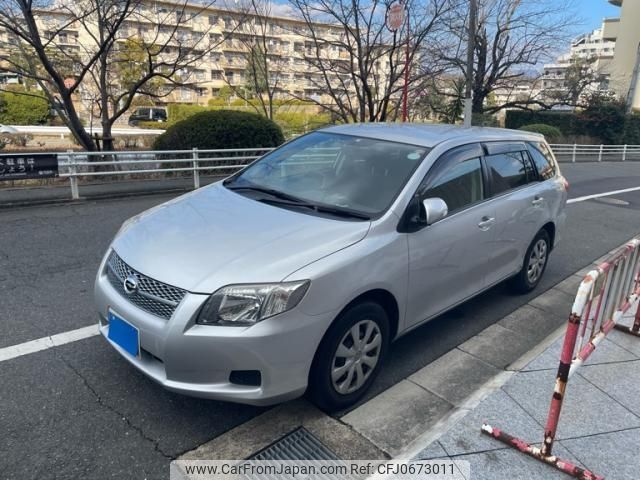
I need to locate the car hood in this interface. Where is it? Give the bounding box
[112,184,370,293]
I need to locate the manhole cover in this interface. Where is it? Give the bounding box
[594,197,630,206]
[249,427,340,461]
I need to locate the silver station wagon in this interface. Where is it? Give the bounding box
[95,124,568,410]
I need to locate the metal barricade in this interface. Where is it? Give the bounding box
[481,238,640,480]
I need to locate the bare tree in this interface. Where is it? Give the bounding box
[219,0,291,120]
[543,55,608,109]
[433,0,579,115]
[413,75,465,123]
[0,0,223,150]
[286,0,455,123]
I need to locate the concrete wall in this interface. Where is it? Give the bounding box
[604,0,640,110]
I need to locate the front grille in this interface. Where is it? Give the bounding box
[106,251,186,320]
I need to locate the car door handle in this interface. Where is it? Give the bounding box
[478,217,495,231]
[532,197,544,206]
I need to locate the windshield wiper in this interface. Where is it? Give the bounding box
[313,204,371,220]
[225,184,306,204]
[258,197,371,220]
[226,183,370,220]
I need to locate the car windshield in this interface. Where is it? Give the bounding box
[224,132,430,217]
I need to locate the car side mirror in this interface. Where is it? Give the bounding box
[422,198,448,225]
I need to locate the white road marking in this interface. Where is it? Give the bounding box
[568,186,640,204]
[0,324,99,363]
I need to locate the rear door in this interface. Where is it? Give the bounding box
[405,143,496,326]
[482,142,546,285]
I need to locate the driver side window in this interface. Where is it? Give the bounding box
[421,157,484,214]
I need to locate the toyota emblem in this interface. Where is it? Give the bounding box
[123,274,139,294]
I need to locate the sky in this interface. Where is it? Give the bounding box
[582,0,621,31]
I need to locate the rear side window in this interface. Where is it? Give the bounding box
[422,157,484,213]
[527,142,557,180]
[485,151,535,196]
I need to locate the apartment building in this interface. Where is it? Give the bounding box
[491,81,543,120]
[0,0,384,119]
[602,0,640,111]
[541,26,615,105]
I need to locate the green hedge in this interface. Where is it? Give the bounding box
[506,110,640,144]
[506,111,581,134]
[0,89,50,125]
[518,124,562,140]
[153,109,284,150]
[166,104,207,126]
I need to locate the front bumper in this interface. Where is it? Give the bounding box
[94,254,334,406]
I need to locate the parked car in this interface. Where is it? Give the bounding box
[128,107,167,126]
[0,124,19,134]
[95,124,568,410]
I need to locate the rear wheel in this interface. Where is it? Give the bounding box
[308,301,389,412]
[510,229,551,293]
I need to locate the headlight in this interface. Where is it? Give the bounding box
[196,281,310,326]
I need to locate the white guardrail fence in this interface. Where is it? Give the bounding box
[15,143,640,200]
[58,148,276,200]
[550,143,640,162]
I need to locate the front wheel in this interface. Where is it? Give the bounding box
[308,301,389,412]
[510,229,551,293]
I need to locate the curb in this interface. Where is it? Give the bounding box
[0,186,190,210]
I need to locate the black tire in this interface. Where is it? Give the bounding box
[510,229,551,294]
[308,301,390,412]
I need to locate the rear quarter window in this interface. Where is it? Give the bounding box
[485,151,534,196]
[527,142,557,180]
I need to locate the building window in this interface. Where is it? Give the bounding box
[211,70,222,80]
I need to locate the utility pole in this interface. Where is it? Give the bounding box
[402,0,411,122]
[626,42,640,114]
[463,0,477,127]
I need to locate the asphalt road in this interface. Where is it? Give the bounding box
[1,162,640,479]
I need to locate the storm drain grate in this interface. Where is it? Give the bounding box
[249,427,340,461]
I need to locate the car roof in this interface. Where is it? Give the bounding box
[319,123,543,148]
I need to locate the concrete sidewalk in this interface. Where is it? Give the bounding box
[411,304,640,480]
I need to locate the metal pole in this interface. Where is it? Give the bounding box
[192,147,200,189]
[598,144,603,162]
[68,150,79,200]
[623,144,627,162]
[463,0,477,127]
[402,1,411,122]
[572,143,577,163]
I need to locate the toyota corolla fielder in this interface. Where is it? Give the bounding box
[95,124,567,410]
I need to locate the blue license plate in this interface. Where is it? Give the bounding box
[108,311,140,357]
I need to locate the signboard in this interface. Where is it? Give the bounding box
[0,153,58,181]
[386,1,405,31]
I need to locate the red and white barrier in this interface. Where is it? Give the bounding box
[481,238,640,480]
